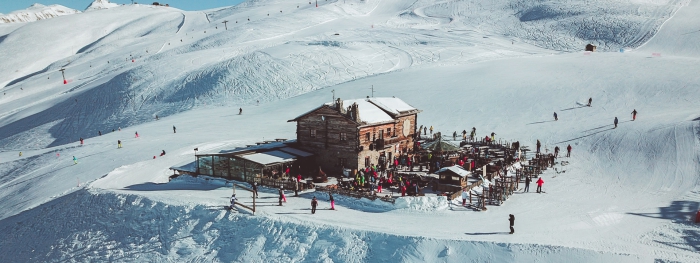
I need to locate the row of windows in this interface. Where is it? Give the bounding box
[308,127,394,142]
[309,129,347,141]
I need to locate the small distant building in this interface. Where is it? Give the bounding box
[585,44,597,52]
[288,97,421,174]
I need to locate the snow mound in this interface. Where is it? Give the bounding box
[395,196,450,212]
[85,0,120,12]
[0,4,80,24]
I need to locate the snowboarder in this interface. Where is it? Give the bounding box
[251,182,258,198]
[329,193,335,210]
[118,140,122,149]
[554,112,558,121]
[80,138,84,145]
[509,214,515,234]
[239,108,242,115]
[173,125,176,133]
[614,117,618,128]
[631,109,637,121]
[160,150,166,156]
[536,140,541,153]
[587,97,592,107]
[73,156,78,165]
[135,131,139,138]
[554,146,560,158]
[567,144,572,157]
[229,194,237,210]
[536,177,544,193]
[311,196,318,214]
[524,176,531,192]
[490,132,496,141]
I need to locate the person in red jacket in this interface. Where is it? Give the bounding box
[401,185,407,196]
[566,144,572,157]
[536,177,544,193]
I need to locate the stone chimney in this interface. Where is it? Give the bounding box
[336,98,345,114]
[349,102,361,122]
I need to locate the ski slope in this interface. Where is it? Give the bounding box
[1,0,699,262]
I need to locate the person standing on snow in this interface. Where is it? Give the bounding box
[73,156,78,165]
[98,131,102,136]
[80,138,84,145]
[509,214,515,234]
[554,146,560,158]
[251,182,258,198]
[135,131,139,138]
[567,144,572,157]
[329,192,335,210]
[462,130,467,141]
[311,196,318,214]
[423,126,427,135]
[461,188,469,206]
[278,188,284,206]
[239,108,242,115]
[470,127,476,141]
[491,132,496,141]
[587,97,592,107]
[173,125,176,133]
[524,176,531,192]
[429,126,433,135]
[118,140,122,149]
[614,117,619,128]
[229,194,237,210]
[453,131,457,140]
[631,109,637,121]
[536,140,542,153]
[19,152,22,157]
[536,177,544,193]
[554,112,558,121]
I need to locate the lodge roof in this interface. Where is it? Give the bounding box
[287,97,420,125]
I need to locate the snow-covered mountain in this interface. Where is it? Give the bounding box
[85,0,120,12]
[0,3,80,24]
[0,0,699,262]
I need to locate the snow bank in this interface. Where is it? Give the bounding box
[395,196,450,212]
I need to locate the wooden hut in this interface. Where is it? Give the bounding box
[585,44,597,52]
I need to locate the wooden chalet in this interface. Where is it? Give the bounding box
[288,97,421,174]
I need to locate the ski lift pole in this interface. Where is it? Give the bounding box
[59,68,66,84]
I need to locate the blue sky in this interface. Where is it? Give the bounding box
[1,0,245,14]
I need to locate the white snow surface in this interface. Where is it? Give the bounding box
[85,0,120,12]
[0,4,81,24]
[0,0,699,262]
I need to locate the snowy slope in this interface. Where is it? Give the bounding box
[0,0,699,262]
[0,4,80,24]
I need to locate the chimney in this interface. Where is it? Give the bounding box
[336,98,345,114]
[350,103,361,122]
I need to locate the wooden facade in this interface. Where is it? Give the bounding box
[289,97,420,174]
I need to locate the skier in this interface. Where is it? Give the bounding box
[311,196,318,214]
[461,188,469,206]
[278,188,284,206]
[554,112,558,121]
[423,126,427,135]
[173,125,176,133]
[118,140,122,149]
[490,132,496,141]
[80,138,84,145]
[509,214,515,234]
[524,176,531,192]
[536,177,544,193]
[156,115,159,120]
[567,144,572,157]
[135,131,139,138]
[587,97,592,107]
[631,109,637,121]
[19,152,22,157]
[429,126,433,135]
[239,108,242,115]
[329,192,335,210]
[160,150,166,156]
[229,194,237,210]
[554,146,560,158]
[453,131,457,140]
[251,182,258,198]
[614,117,619,128]
[536,140,541,153]
[99,131,102,136]
[73,156,78,165]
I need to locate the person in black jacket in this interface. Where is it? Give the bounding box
[509,214,515,234]
[524,177,531,192]
[251,182,258,198]
[311,196,318,214]
[329,193,335,210]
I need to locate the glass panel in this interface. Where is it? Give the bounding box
[198,156,213,175]
[230,157,246,181]
[213,156,230,177]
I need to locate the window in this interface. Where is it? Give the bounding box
[379,130,384,139]
[339,158,346,167]
[365,132,370,142]
[310,129,316,138]
[340,132,347,141]
[365,156,370,167]
[387,128,391,136]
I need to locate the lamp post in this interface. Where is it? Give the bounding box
[194,148,199,173]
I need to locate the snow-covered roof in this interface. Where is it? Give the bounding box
[170,161,196,173]
[367,97,419,116]
[341,98,394,124]
[436,165,471,177]
[239,150,297,165]
[279,147,313,157]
